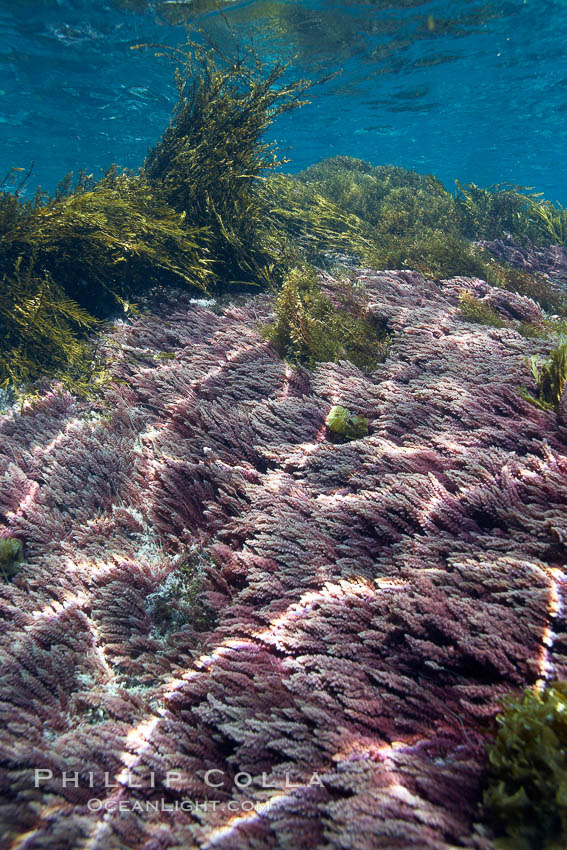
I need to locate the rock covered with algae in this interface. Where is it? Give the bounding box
[0,266,565,848]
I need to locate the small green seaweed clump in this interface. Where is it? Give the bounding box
[483,259,567,318]
[458,292,507,328]
[261,263,389,371]
[0,537,24,581]
[483,681,567,850]
[521,340,567,414]
[325,405,368,442]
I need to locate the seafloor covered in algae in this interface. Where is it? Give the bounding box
[2,262,567,849]
[2,22,567,850]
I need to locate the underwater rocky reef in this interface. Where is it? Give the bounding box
[1,261,567,848]
[2,32,567,850]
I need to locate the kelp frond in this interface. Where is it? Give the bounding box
[0,255,101,392]
[523,196,567,246]
[141,38,316,287]
[260,173,375,265]
[1,169,212,317]
[456,180,567,247]
[483,681,567,850]
[0,36,318,393]
[520,339,567,414]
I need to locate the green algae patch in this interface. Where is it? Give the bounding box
[456,180,567,247]
[520,340,567,414]
[483,682,567,850]
[295,156,458,235]
[4,52,567,397]
[145,548,217,636]
[2,170,212,317]
[325,405,369,442]
[261,264,390,372]
[455,181,533,242]
[286,156,486,279]
[282,157,567,285]
[0,537,24,581]
[458,292,508,328]
[260,173,375,266]
[483,259,567,318]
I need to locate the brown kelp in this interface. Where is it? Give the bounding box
[483,682,567,850]
[521,340,567,414]
[3,77,567,397]
[0,42,315,393]
[141,39,314,288]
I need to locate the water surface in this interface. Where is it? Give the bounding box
[1,0,565,201]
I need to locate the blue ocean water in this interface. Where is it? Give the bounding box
[1,0,566,202]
